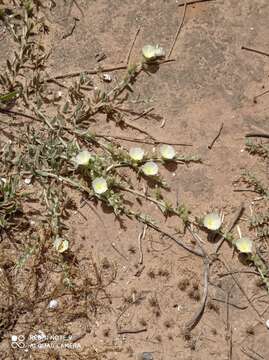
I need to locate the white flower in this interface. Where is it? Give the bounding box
[92,177,108,194]
[142,161,159,176]
[129,147,145,161]
[74,150,92,166]
[54,236,69,253]
[48,299,59,310]
[160,144,176,160]
[142,45,165,61]
[203,212,222,231]
[234,237,253,253]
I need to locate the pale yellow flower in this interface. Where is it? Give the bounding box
[142,45,165,61]
[142,161,159,176]
[129,147,145,161]
[160,144,176,160]
[92,177,108,194]
[234,237,253,253]
[203,212,222,231]
[54,236,69,253]
[74,150,92,166]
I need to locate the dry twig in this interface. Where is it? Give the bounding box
[168,1,187,58]
[125,27,141,65]
[138,224,147,265]
[208,122,224,149]
[184,226,209,331]
[217,258,264,323]
[178,0,216,6]
[241,46,269,58]
[214,203,245,253]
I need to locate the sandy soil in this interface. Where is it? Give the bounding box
[1,0,269,359]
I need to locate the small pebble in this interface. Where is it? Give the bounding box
[137,352,153,360]
[48,299,59,310]
[266,319,269,329]
[102,73,112,82]
[54,91,62,100]
[143,353,153,360]
[24,177,32,185]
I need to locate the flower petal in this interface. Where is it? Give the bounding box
[160,144,176,160]
[142,161,159,176]
[129,147,144,161]
[142,45,165,61]
[92,177,108,194]
[234,237,253,253]
[74,150,92,166]
[54,237,69,253]
[203,212,222,231]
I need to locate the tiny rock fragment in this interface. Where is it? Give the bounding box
[137,353,154,360]
[48,299,59,310]
[102,73,112,82]
[24,177,32,185]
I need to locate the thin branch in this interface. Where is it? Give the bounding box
[208,122,224,149]
[184,261,209,332]
[132,107,154,121]
[45,59,176,82]
[117,327,147,335]
[241,46,269,58]
[138,224,147,265]
[245,133,269,139]
[184,226,209,331]
[46,64,127,82]
[121,118,155,139]
[125,27,141,65]
[253,89,269,103]
[168,1,188,58]
[214,203,245,253]
[211,297,248,310]
[178,0,216,6]
[241,347,264,360]
[217,258,264,323]
[0,108,41,122]
[94,133,192,146]
[140,220,203,258]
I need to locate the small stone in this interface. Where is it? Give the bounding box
[137,353,154,360]
[102,73,112,82]
[266,319,269,329]
[54,91,62,100]
[24,177,32,185]
[48,299,59,310]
